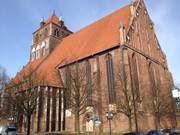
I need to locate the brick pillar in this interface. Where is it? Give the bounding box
[56,88,59,131]
[62,89,66,131]
[37,86,44,132]
[35,87,40,132]
[49,87,53,131]
[46,87,51,132]
[96,57,103,132]
[58,88,62,131]
[51,87,57,131]
[41,87,48,132]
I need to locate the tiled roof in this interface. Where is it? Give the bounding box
[13,2,138,87]
[12,58,45,84]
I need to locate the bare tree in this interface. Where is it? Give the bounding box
[116,65,140,131]
[16,87,38,135]
[148,66,176,129]
[5,67,46,135]
[63,63,94,134]
[0,65,10,120]
[117,70,134,131]
[0,65,10,91]
[150,82,175,129]
[0,88,21,125]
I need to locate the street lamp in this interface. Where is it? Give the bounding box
[105,111,115,135]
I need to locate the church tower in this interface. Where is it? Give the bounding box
[30,11,72,61]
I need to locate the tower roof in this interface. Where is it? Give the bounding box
[46,10,60,25]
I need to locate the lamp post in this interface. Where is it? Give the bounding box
[105,111,115,135]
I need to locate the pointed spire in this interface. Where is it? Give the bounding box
[40,17,44,22]
[52,10,56,16]
[59,16,63,21]
[40,17,45,27]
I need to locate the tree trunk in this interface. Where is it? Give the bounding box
[128,116,132,132]
[154,113,160,130]
[75,108,80,135]
[157,114,161,130]
[155,118,158,130]
[27,115,31,135]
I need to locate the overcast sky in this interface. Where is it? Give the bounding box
[0,0,179,84]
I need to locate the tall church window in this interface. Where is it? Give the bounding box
[65,66,71,109]
[131,54,140,98]
[106,53,116,104]
[86,60,92,106]
[148,62,156,87]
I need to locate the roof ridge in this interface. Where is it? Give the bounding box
[64,2,134,40]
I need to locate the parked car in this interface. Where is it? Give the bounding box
[123,132,145,135]
[147,130,165,135]
[0,126,18,135]
[45,133,62,135]
[162,128,180,135]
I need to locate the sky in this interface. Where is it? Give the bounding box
[0,0,180,84]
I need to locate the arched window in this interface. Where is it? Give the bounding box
[131,54,140,98]
[148,62,156,86]
[65,66,71,109]
[106,53,116,104]
[31,47,36,61]
[86,60,92,106]
[36,45,40,59]
[41,41,46,56]
[44,28,48,37]
[54,28,59,37]
[34,34,39,43]
[148,62,160,92]
[45,44,49,55]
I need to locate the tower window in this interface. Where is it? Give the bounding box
[45,44,49,55]
[31,48,36,61]
[106,53,116,104]
[44,28,48,37]
[34,34,39,43]
[42,47,46,56]
[41,42,46,56]
[54,29,59,37]
[36,45,40,59]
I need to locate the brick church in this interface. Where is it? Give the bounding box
[12,0,177,133]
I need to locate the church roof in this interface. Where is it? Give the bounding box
[13,1,139,87]
[12,58,45,85]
